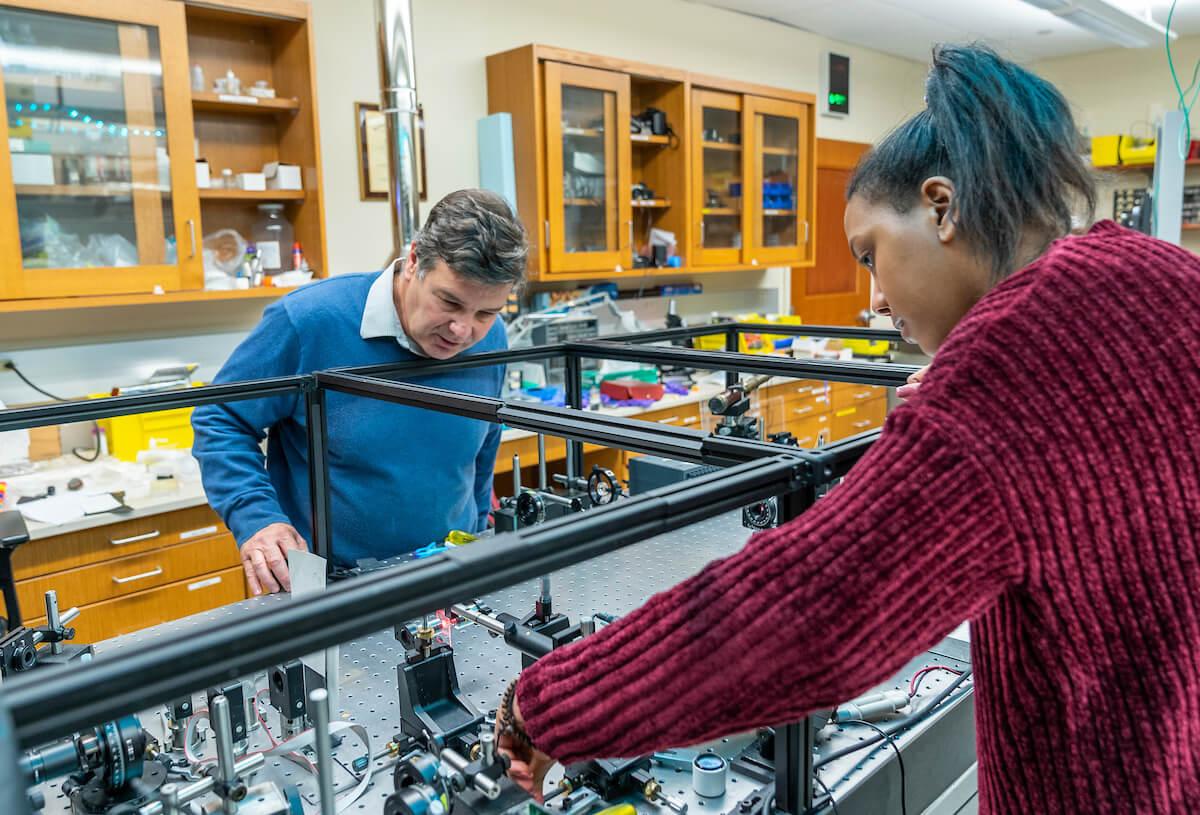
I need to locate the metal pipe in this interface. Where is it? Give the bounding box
[43,592,61,656]
[138,754,266,815]
[375,0,420,261]
[537,434,547,490]
[210,695,239,814]
[310,689,337,815]
[449,605,505,635]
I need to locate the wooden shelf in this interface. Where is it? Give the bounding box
[703,141,742,152]
[0,286,301,314]
[16,183,134,197]
[762,146,797,156]
[702,207,739,215]
[564,198,603,206]
[763,209,797,216]
[192,92,301,115]
[632,198,670,208]
[562,126,604,138]
[1092,159,1200,172]
[631,134,670,145]
[199,188,306,201]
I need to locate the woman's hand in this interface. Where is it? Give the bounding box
[896,364,929,400]
[495,686,555,801]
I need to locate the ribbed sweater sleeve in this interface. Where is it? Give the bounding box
[517,405,1025,764]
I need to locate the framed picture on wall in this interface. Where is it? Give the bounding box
[356,102,428,202]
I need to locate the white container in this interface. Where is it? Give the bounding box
[262,162,302,190]
[11,153,54,185]
[195,160,211,189]
[236,172,266,191]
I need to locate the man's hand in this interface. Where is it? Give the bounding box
[240,523,307,595]
[496,688,554,801]
[896,364,930,401]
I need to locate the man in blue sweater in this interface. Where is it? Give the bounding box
[192,189,527,594]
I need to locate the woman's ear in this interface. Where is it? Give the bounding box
[921,176,957,244]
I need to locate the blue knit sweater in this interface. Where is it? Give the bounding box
[192,272,506,567]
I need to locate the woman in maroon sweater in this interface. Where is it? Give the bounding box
[497,44,1200,813]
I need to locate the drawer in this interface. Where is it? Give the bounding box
[832,383,886,410]
[637,402,701,429]
[831,399,888,441]
[14,505,227,581]
[788,413,831,448]
[8,533,240,618]
[23,566,246,643]
[770,380,829,403]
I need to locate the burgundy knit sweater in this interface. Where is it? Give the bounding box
[517,221,1200,813]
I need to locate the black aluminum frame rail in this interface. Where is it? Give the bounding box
[0,376,309,434]
[3,452,808,748]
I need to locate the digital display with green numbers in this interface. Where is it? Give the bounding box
[828,53,850,115]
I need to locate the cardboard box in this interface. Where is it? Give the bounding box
[195,160,210,189]
[11,153,54,185]
[236,172,266,191]
[263,162,302,190]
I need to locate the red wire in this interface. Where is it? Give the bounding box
[908,665,963,697]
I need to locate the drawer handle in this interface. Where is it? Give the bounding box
[112,567,164,585]
[852,420,873,428]
[854,392,873,400]
[794,386,814,395]
[657,416,679,424]
[682,416,699,425]
[188,576,222,591]
[110,530,160,546]
[793,406,814,415]
[797,436,814,446]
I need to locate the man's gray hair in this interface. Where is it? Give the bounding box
[413,189,528,288]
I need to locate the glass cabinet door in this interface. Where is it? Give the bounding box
[0,0,200,299]
[543,61,631,274]
[747,96,810,266]
[691,89,748,267]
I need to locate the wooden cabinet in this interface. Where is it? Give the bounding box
[4,504,245,642]
[544,62,632,274]
[487,44,815,282]
[0,0,202,300]
[0,0,326,308]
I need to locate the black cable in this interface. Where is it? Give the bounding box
[844,719,905,815]
[813,775,840,815]
[4,360,66,401]
[815,670,973,768]
[5,360,102,462]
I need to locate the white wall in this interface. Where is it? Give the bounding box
[312,0,928,275]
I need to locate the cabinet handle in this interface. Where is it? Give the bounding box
[854,392,873,400]
[794,386,813,395]
[793,406,814,415]
[544,220,550,248]
[188,576,222,591]
[187,219,197,258]
[852,420,873,428]
[682,416,698,425]
[699,220,705,244]
[802,219,810,244]
[628,219,633,250]
[110,529,160,546]
[112,566,163,585]
[797,436,814,446]
[657,415,679,424]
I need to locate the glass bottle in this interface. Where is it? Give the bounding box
[251,203,294,272]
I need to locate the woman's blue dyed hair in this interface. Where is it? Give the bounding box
[847,44,1096,280]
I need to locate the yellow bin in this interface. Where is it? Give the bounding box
[92,388,201,462]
